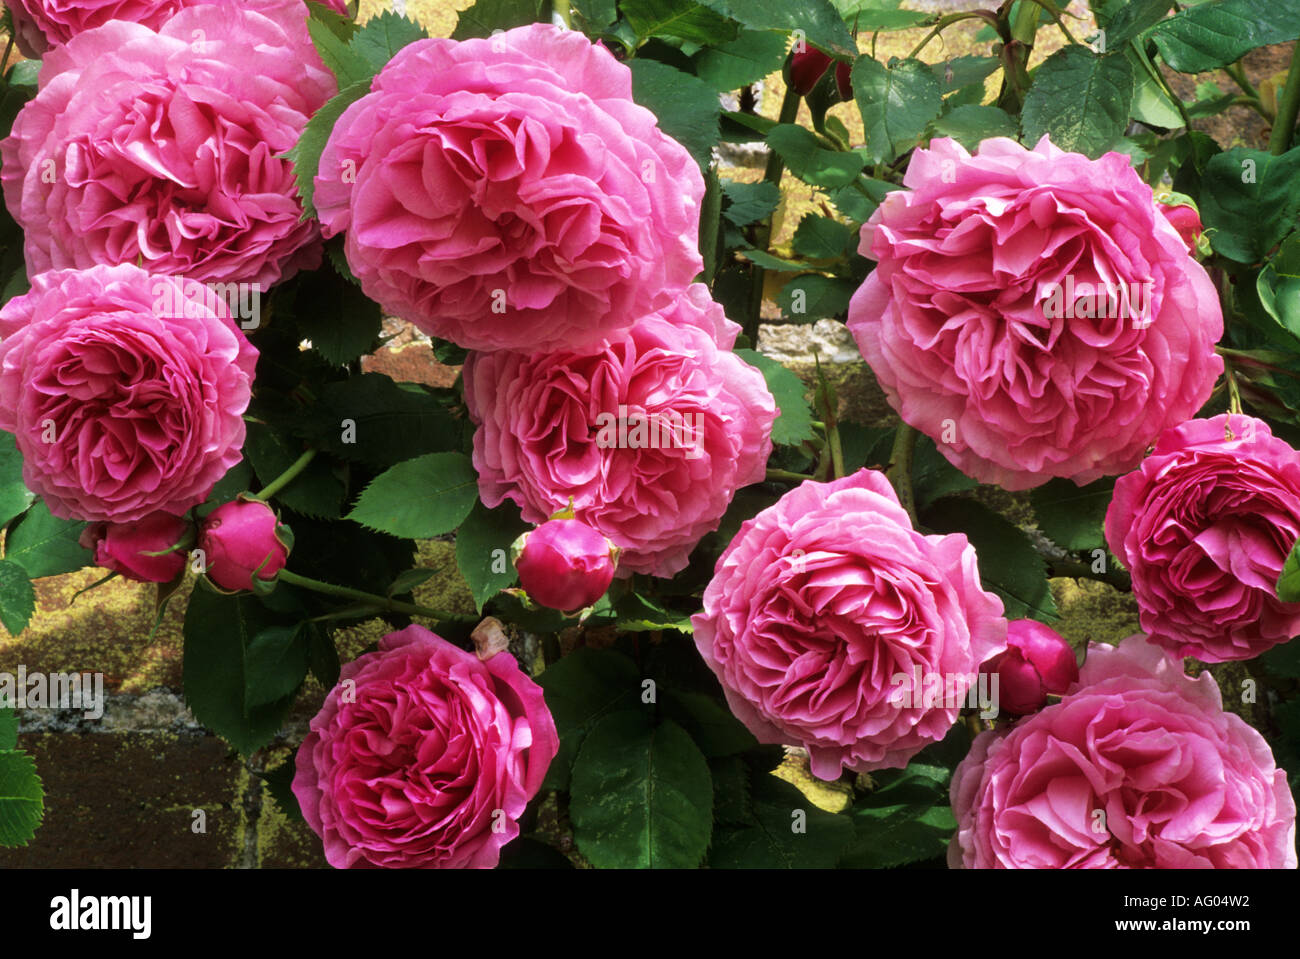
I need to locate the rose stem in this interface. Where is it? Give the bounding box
[885,423,919,526]
[744,81,801,344]
[1269,43,1300,155]
[249,448,319,501]
[551,1,571,28]
[766,468,816,483]
[278,569,473,623]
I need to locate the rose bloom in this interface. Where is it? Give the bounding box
[847,136,1223,491]
[314,22,704,353]
[465,284,774,576]
[1106,414,1300,663]
[950,636,1297,868]
[691,469,1008,778]
[292,624,559,869]
[1,0,335,290]
[4,0,350,57]
[78,512,190,583]
[0,265,257,522]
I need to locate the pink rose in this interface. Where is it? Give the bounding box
[199,497,291,593]
[292,624,559,869]
[1,0,335,289]
[950,636,1297,868]
[983,619,1078,715]
[1158,200,1204,255]
[465,284,775,577]
[79,512,191,583]
[4,0,349,57]
[514,518,618,612]
[0,265,257,522]
[1106,414,1300,663]
[847,136,1223,491]
[691,469,1008,778]
[314,22,704,353]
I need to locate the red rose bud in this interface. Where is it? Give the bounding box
[1157,198,1204,255]
[199,496,291,592]
[985,619,1079,716]
[513,518,617,612]
[835,61,852,101]
[789,46,833,96]
[79,512,190,583]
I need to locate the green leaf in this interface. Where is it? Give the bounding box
[452,0,549,39]
[573,0,618,29]
[912,435,977,510]
[831,0,930,30]
[1199,148,1300,264]
[852,56,943,164]
[624,0,739,44]
[708,766,854,868]
[660,690,758,757]
[258,759,304,823]
[778,274,857,321]
[570,712,713,869]
[0,430,34,528]
[721,180,781,227]
[1259,637,1300,678]
[537,647,642,791]
[1128,59,1185,128]
[244,625,310,709]
[0,710,14,751]
[308,17,373,89]
[694,29,789,91]
[922,497,1058,622]
[734,349,816,446]
[1105,0,1174,46]
[1277,535,1300,603]
[456,499,528,612]
[840,800,955,868]
[286,80,371,221]
[346,452,478,538]
[350,9,427,71]
[6,59,39,90]
[1149,0,1300,73]
[765,123,867,189]
[306,622,340,689]
[1030,476,1116,552]
[929,104,1019,149]
[291,267,383,366]
[3,502,89,579]
[182,588,298,755]
[306,373,461,468]
[614,592,692,632]
[629,59,720,169]
[1020,45,1134,157]
[791,214,855,260]
[0,560,35,637]
[696,0,858,58]
[245,423,345,520]
[931,55,1001,93]
[0,750,43,848]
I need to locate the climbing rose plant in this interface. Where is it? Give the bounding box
[0,0,1298,870]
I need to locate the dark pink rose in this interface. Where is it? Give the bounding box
[950,636,1297,868]
[514,518,618,612]
[788,47,851,100]
[0,265,257,522]
[4,0,350,57]
[983,619,1078,715]
[292,624,559,869]
[79,512,190,583]
[313,22,704,353]
[1158,201,1204,255]
[1106,413,1300,663]
[1,0,335,289]
[847,136,1223,491]
[465,284,775,577]
[198,497,290,592]
[691,469,1008,778]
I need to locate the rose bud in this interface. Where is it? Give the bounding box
[79,512,191,583]
[1157,196,1206,256]
[199,496,291,593]
[789,46,833,96]
[835,61,852,101]
[984,619,1079,716]
[513,519,617,612]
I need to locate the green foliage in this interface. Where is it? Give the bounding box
[852,56,944,163]
[629,58,721,168]
[766,123,868,188]
[453,0,550,39]
[1198,148,1300,264]
[346,452,478,538]
[0,560,35,636]
[1149,0,1300,73]
[734,349,816,446]
[0,431,34,529]
[537,647,642,791]
[1031,477,1116,552]
[285,81,371,220]
[456,500,528,612]
[0,749,43,848]
[3,502,89,579]
[1021,45,1135,157]
[1277,536,1300,603]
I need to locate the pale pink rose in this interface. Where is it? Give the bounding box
[0,265,257,522]
[950,636,1297,868]
[691,469,1008,778]
[314,22,704,353]
[4,0,349,57]
[1106,414,1300,663]
[464,284,774,577]
[847,136,1223,491]
[1,0,335,289]
[292,624,559,869]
